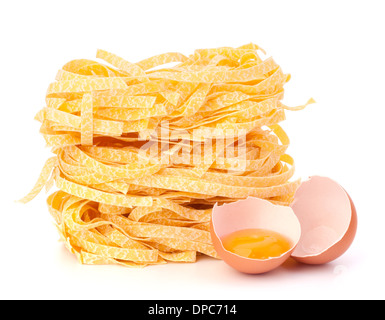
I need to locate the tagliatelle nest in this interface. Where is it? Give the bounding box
[20,44,314,267]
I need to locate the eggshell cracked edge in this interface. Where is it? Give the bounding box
[290,176,358,265]
[210,197,301,274]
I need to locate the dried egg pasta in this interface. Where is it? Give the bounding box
[20,44,314,267]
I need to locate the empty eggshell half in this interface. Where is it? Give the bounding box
[290,176,357,265]
[210,197,301,274]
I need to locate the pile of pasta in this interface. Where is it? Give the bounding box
[21,44,313,267]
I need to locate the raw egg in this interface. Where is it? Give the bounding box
[210,176,357,274]
[210,197,301,274]
[290,176,357,265]
[221,228,293,260]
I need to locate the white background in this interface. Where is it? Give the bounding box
[1,0,384,300]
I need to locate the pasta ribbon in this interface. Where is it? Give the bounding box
[21,44,313,267]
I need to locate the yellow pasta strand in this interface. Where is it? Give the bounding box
[20,44,313,267]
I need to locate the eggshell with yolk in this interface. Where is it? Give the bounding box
[290,176,357,265]
[210,197,301,274]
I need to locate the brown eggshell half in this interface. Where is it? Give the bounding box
[210,197,301,274]
[290,176,357,265]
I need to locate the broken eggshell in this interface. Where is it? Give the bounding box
[290,176,357,265]
[210,197,301,274]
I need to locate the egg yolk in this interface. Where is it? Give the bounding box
[221,228,292,260]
